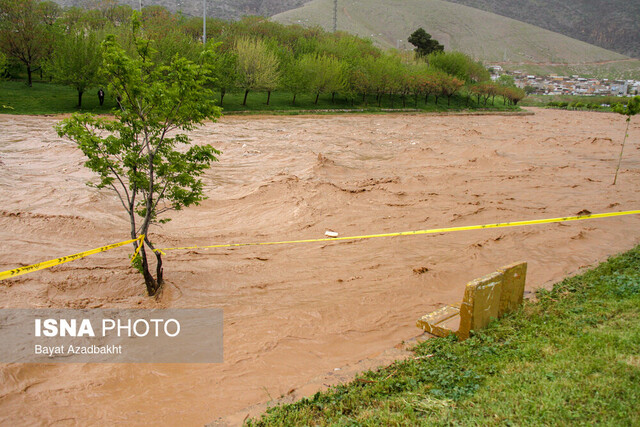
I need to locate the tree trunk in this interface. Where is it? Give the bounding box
[315,92,320,104]
[415,94,418,107]
[331,92,335,103]
[139,245,159,296]
[144,236,164,287]
[425,93,429,104]
[292,93,296,105]
[27,65,33,87]
[78,90,83,108]
[447,95,451,106]
[435,95,439,105]
[266,91,271,105]
[155,250,163,285]
[220,89,225,106]
[378,93,382,107]
[390,93,394,108]
[243,89,249,106]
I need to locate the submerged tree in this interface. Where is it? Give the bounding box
[612,96,640,185]
[56,15,222,296]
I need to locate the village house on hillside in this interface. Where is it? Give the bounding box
[489,66,639,96]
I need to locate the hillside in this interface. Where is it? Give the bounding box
[446,0,640,59]
[272,0,629,65]
[52,0,311,21]
[50,1,637,59]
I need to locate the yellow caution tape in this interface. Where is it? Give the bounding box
[0,235,144,282]
[131,235,145,261]
[3,210,639,281]
[156,210,640,252]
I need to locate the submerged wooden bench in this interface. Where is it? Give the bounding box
[417,262,527,340]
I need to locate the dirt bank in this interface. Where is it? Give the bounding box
[0,108,639,426]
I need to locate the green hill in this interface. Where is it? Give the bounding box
[272,0,631,67]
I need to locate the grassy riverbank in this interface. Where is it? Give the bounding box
[0,80,519,116]
[249,245,640,425]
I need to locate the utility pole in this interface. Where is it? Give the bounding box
[333,0,337,33]
[203,0,207,44]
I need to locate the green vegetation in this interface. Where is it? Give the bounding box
[235,36,280,106]
[521,94,630,109]
[0,0,59,86]
[45,28,103,108]
[545,100,611,112]
[525,95,637,114]
[0,80,117,114]
[408,28,444,58]
[56,15,222,296]
[0,79,522,116]
[249,245,640,425]
[0,1,524,116]
[0,51,7,78]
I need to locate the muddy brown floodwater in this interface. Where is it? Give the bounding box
[0,108,639,426]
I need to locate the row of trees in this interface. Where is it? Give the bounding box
[0,0,524,109]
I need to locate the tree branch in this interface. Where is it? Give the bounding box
[109,182,131,215]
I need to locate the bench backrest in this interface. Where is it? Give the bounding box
[457,262,527,339]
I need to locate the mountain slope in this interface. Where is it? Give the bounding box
[51,1,637,59]
[272,0,629,65]
[52,0,311,21]
[445,0,640,59]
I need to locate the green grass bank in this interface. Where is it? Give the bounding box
[0,80,519,116]
[520,94,630,109]
[249,245,640,426]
